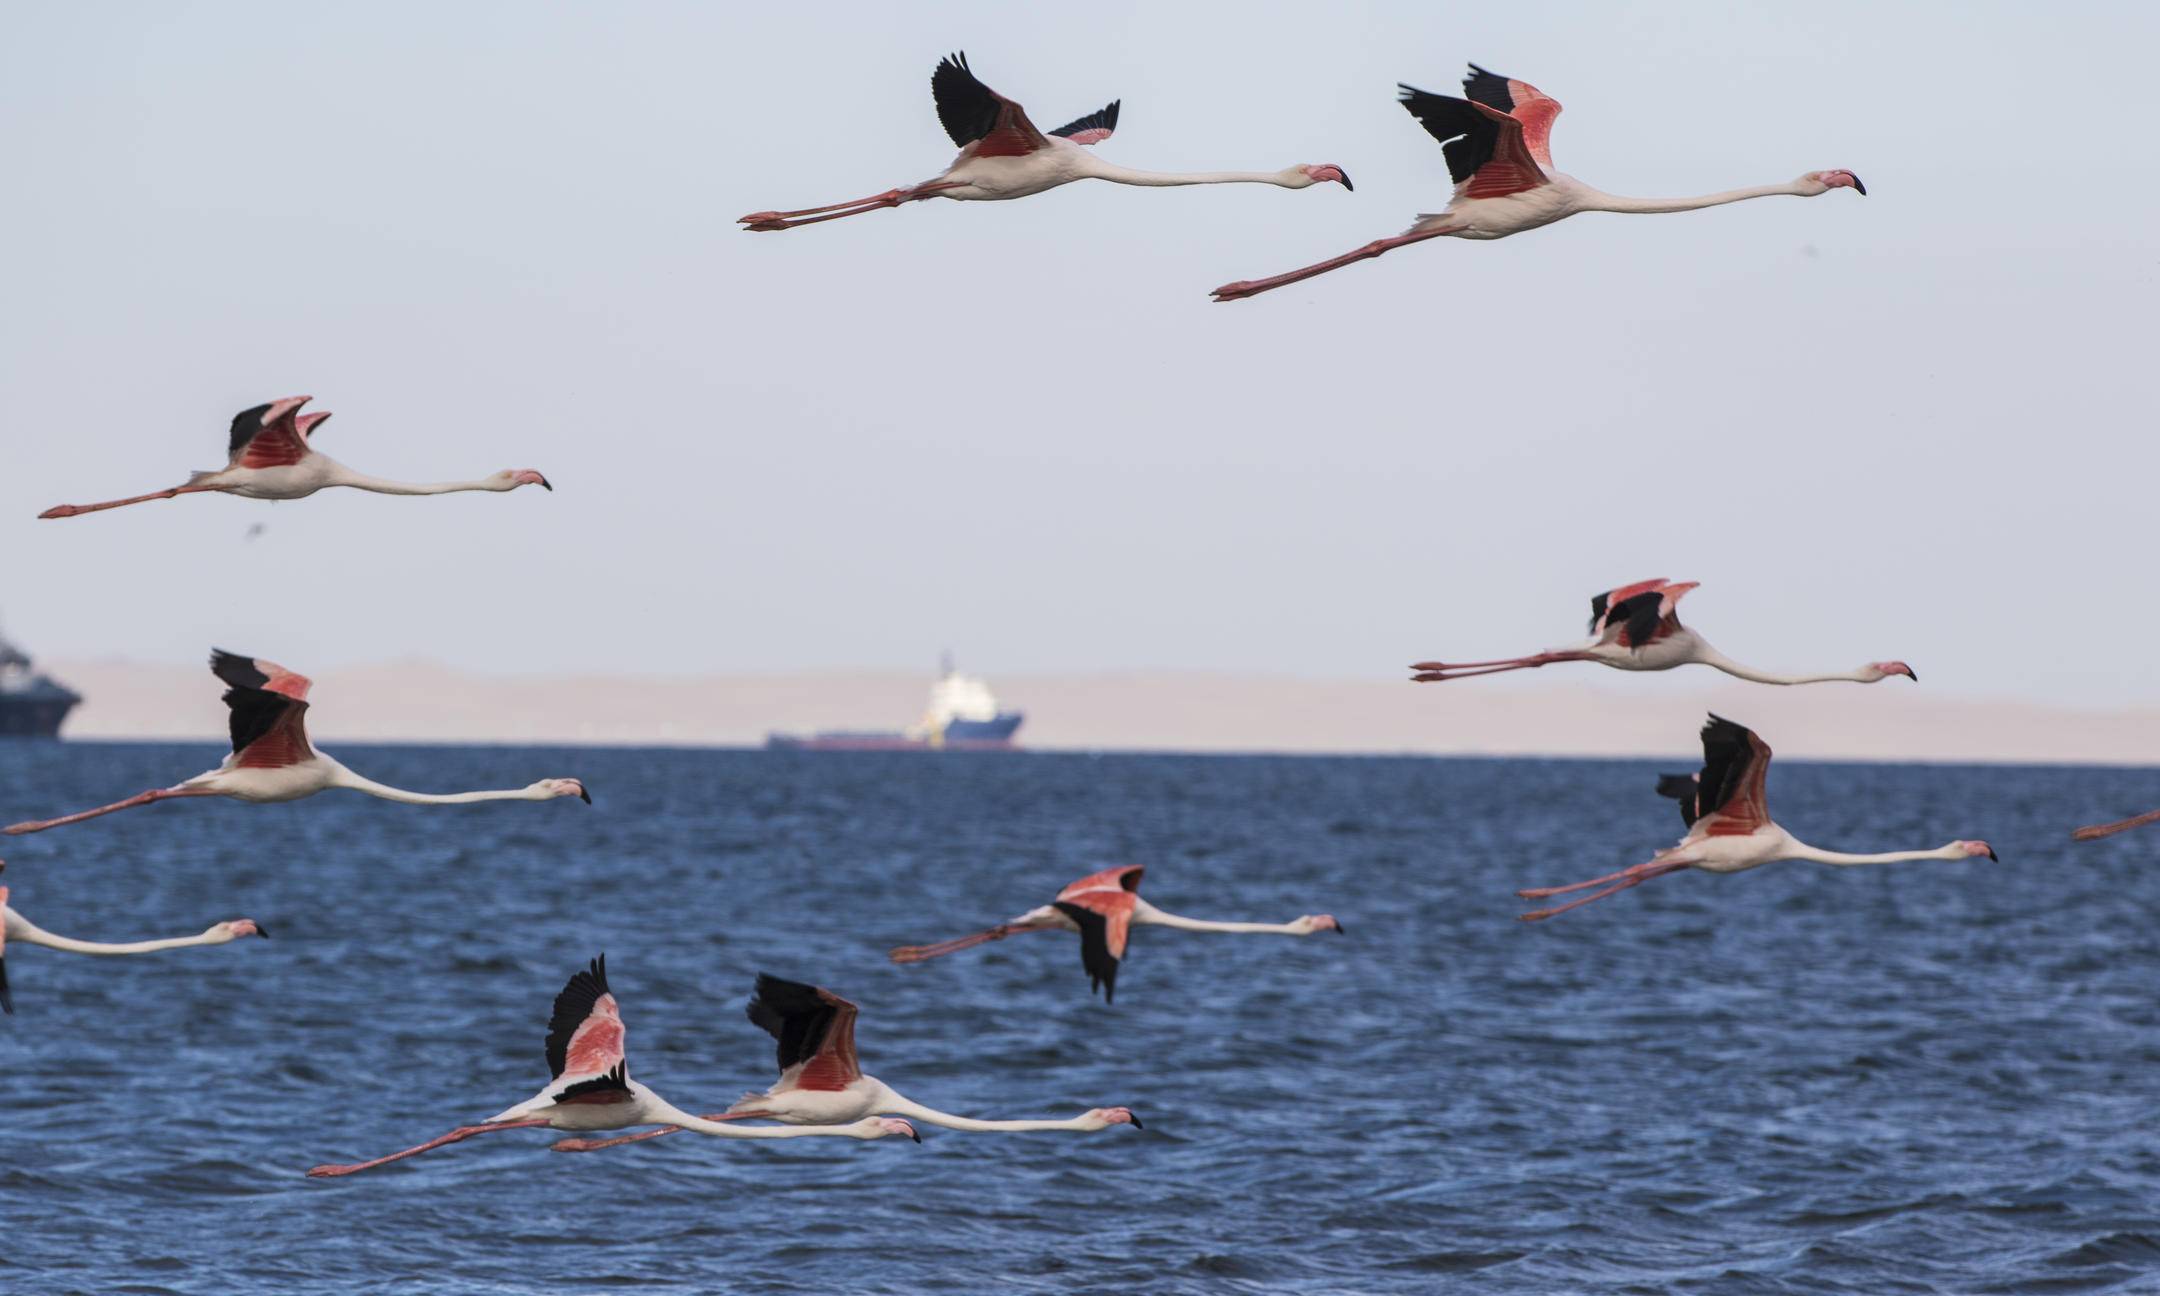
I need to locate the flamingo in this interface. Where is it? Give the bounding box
[551,973,1142,1153]
[307,957,918,1177]
[2,651,589,836]
[1409,578,1916,686]
[2072,809,2160,842]
[1211,63,1863,301]
[0,877,264,1015]
[737,52,1350,233]
[888,865,1342,1002]
[38,396,550,519]
[1517,714,1996,922]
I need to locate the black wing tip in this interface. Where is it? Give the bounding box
[0,956,11,1016]
[1654,774,1698,801]
[209,650,270,692]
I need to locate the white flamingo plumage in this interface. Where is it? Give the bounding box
[0,877,264,1015]
[2,651,589,836]
[888,865,1343,1002]
[38,396,550,519]
[306,957,918,1177]
[1410,578,1916,686]
[737,52,1349,232]
[1517,715,1996,922]
[552,973,1142,1153]
[1213,63,1863,301]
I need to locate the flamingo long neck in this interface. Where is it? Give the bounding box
[1137,905,1308,936]
[1693,645,1874,686]
[880,1091,1096,1133]
[1075,158,1303,189]
[1578,181,1812,215]
[327,767,542,805]
[6,914,221,956]
[324,464,505,496]
[1785,840,1961,867]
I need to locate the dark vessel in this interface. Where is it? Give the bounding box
[0,629,82,738]
[767,656,1024,751]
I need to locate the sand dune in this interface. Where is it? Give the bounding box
[35,658,2160,765]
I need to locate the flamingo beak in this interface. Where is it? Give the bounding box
[1333,921,1347,936]
[1129,1112,1144,1130]
[1986,846,1999,861]
[578,785,592,804]
[1336,169,1353,192]
[254,923,271,939]
[1851,175,1867,196]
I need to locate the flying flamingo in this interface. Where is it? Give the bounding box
[1409,579,1916,686]
[2,651,589,836]
[1517,714,1996,922]
[38,396,551,519]
[552,973,1142,1153]
[0,877,264,1015]
[1212,63,1863,301]
[307,957,917,1177]
[888,865,1342,1002]
[2072,809,2160,842]
[736,52,1350,232]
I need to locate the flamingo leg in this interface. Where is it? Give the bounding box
[739,182,963,231]
[306,1118,552,1178]
[1211,227,1457,302]
[1518,856,1675,899]
[551,1112,758,1153]
[889,922,1043,964]
[2073,808,2160,841]
[1410,652,1587,682]
[3,786,218,836]
[1519,862,1690,922]
[40,484,214,519]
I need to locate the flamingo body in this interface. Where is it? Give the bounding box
[1213,64,1863,300]
[1516,715,1996,921]
[38,397,550,519]
[1410,578,1915,686]
[2,651,589,836]
[738,53,1348,232]
[888,864,1342,1002]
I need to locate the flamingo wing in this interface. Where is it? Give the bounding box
[210,650,316,768]
[1587,579,1672,634]
[227,397,315,471]
[933,52,1050,159]
[543,955,630,1099]
[1460,63,1562,168]
[746,974,862,1092]
[1056,864,1145,900]
[1681,714,1774,837]
[1048,100,1119,146]
[1396,84,1548,200]
[1052,890,1136,1003]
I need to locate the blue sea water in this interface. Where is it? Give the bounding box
[2,741,2158,1295]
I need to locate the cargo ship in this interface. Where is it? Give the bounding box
[766,657,1023,751]
[0,628,82,738]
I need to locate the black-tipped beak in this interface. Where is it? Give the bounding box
[1333,921,1347,936]
[1986,847,1999,862]
[1905,669,1918,682]
[1852,176,1867,196]
[908,1127,922,1143]
[256,924,271,939]
[578,786,592,804]
[539,476,553,492]
[1129,1113,1144,1130]
[1337,170,1354,192]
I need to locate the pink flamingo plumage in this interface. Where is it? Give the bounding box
[307,957,918,1178]
[38,396,550,519]
[552,972,1141,1153]
[0,876,264,1015]
[1213,64,1863,301]
[1517,715,1996,922]
[888,865,1342,1002]
[1410,578,1915,686]
[738,52,1349,233]
[2,651,589,836]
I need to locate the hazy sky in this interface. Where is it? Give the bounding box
[3,3,2154,707]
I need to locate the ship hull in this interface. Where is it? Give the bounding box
[0,695,80,738]
[766,712,1023,752]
